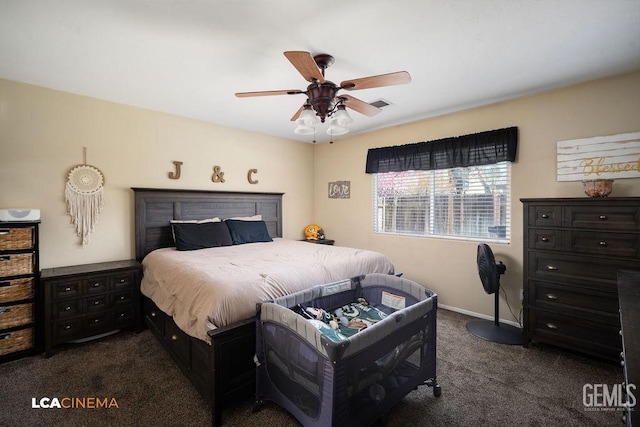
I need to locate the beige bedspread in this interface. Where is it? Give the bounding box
[141,238,394,342]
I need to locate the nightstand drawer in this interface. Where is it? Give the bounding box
[0,278,34,303]
[85,294,109,314]
[53,318,83,342]
[114,307,134,326]
[84,312,112,335]
[0,253,34,277]
[112,290,133,307]
[0,303,33,329]
[0,327,34,356]
[0,227,34,251]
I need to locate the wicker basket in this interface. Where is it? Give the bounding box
[0,278,34,304]
[0,327,33,356]
[0,253,33,276]
[0,227,34,251]
[0,302,33,329]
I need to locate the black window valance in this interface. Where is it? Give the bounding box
[365,126,518,174]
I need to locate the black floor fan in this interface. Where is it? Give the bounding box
[466,243,526,345]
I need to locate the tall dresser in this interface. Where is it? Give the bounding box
[521,197,640,362]
[0,221,40,362]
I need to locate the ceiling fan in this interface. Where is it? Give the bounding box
[235,51,411,137]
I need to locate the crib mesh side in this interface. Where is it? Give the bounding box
[256,274,438,427]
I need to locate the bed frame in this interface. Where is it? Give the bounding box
[132,188,283,426]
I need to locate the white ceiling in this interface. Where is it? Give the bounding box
[1,0,639,144]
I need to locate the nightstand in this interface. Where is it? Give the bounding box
[302,239,335,245]
[41,259,141,357]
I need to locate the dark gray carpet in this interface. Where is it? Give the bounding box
[0,309,621,426]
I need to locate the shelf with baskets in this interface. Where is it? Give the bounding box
[0,221,41,363]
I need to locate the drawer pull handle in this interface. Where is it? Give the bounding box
[599,215,607,220]
[545,265,558,271]
[0,307,10,314]
[541,214,549,219]
[599,241,607,246]
[119,279,125,283]
[0,230,9,235]
[0,255,10,262]
[171,334,178,341]
[65,325,71,330]
[545,323,558,330]
[64,287,72,292]
[545,293,558,300]
[541,237,549,242]
[120,313,125,317]
[620,360,625,368]
[64,306,71,311]
[93,301,100,305]
[0,332,10,339]
[151,311,156,317]
[0,282,10,287]
[93,319,100,323]
[92,283,101,288]
[120,296,125,300]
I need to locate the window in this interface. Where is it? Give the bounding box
[373,162,511,242]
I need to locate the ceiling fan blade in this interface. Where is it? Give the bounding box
[340,94,381,117]
[284,51,325,83]
[340,71,411,91]
[290,105,304,121]
[235,89,304,98]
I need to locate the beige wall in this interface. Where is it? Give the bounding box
[0,79,314,269]
[313,71,640,323]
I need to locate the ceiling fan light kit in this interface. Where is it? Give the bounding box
[235,51,411,141]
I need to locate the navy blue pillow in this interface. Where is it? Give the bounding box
[171,221,233,251]
[224,220,273,245]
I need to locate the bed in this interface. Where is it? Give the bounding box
[132,188,394,426]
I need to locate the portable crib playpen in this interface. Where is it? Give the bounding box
[255,273,440,426]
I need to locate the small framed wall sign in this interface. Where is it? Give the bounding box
[328,181,350,199]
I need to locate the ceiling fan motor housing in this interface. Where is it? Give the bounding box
[307,81,339,122]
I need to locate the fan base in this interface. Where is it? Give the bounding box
[466,319,526,345]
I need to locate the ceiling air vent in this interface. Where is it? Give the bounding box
[369,99,391,109]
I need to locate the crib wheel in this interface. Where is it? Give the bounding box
[252,400,264,412]
[433,384,442,397]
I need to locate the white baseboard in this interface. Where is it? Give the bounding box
[439,304,522,329]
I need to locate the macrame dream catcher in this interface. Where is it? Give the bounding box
[65,148,105,247]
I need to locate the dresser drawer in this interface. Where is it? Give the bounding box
[565,205,639,230]
[528,229,562,251]
[0,253,34,277]
[529,280,620,317]
[51,279,82,300]
[112,290,134,307]
[85,294,110,314]
[530,309,621,353]
[567,231,639,258]
[0,327,34,356]
[54,299,82,319]
[0,226,34,251]
[113,307,134,327]
[528,252,638,291]
[0,303,33,329]
[112,272,135,290]
[527,205,562,227]
[53,318,83,343]
[0,278,34,303]
[85,275,109,294]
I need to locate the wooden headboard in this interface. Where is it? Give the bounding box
[132,188,283,262]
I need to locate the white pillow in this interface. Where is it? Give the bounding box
[224,215,262,221]
[170,217,221,224]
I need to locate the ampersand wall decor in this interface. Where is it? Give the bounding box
[211,165,225,183]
